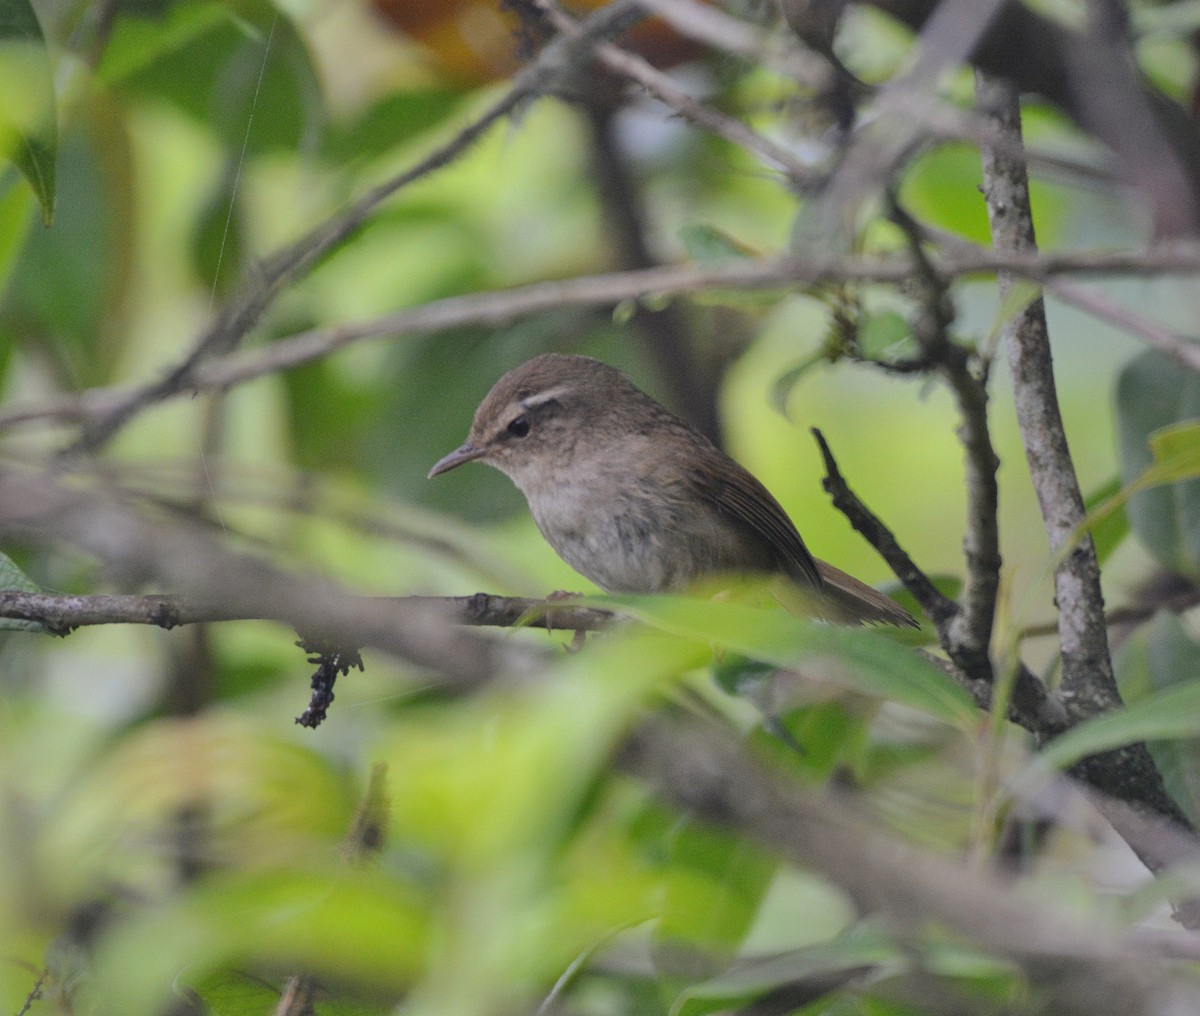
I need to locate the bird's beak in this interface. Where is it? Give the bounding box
[428,443,488,478]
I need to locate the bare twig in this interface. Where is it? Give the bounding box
[887,201,1002,671]
[528,0,822,188]
[274,765,390,1015]
[635,0,832,88]
[273,978,317,1016]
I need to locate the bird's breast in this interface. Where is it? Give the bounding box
[519,468,766,594]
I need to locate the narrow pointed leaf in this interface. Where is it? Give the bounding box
[0,0,57,222]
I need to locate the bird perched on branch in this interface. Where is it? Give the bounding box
[430,353,916,628]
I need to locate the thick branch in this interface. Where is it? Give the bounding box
[618,718,1200,1015]
[976,74,1195,851]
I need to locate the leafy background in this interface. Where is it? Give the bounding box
[0,0,1199,1014]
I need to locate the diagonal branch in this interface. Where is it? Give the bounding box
[619,717,1200,1014]
[813,427,1066,734]
[67,0,652,455]
[1046,278,1200,372]
[527,0,822,189]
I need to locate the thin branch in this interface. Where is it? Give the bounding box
[796,0,1009,246]
[0,467,544,694]
[0,589,612,636]
[528,0,822,189]
[635,0,834,89]
[6,245,1200,433]
[639,0,1119,191]
[888,200,1002,671]
[1047,278,1200,372]
[868,0,1200,235]
[1022,584,1200,639]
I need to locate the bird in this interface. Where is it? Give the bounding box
[429,353,916,628]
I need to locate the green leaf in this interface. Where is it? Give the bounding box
[321,87,467,164]
[182,968,283,1016]
[0,549,39,593]
[769,351,828,415]
[983,279,1041,354]
[96,1,229,82]
[672,932,899,1016]
[101,0,324,156]
[899,144,990,244]
[858,309,914,359]
[0,549,47,632]
[592,594,978,729]
[1083,475,1130,565]
[1149,419,1200,478]
[678,223,758,262]
[0,0,57,223]
[655,819,778,971]
[1027,679,1200,775]
[1116,613,1200,825]
[0,118,136,387]
[1114,350,1200,576]
[1068,420,1200,572]
[381,629,710,868]
[95,867,428,1014]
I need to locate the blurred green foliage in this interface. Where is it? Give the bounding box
[0,0,1199,1014]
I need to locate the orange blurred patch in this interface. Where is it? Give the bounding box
[372,0,704,84]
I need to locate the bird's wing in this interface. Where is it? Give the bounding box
[696,463,824,590]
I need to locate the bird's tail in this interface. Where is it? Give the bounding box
[813,560,919,628]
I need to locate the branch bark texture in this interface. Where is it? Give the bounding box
[976,73,1194,845]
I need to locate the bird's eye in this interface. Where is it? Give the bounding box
[507,415,531,438]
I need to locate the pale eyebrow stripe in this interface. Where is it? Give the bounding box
[521,385,572,409]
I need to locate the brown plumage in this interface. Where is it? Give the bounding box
[430,354,917,628]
